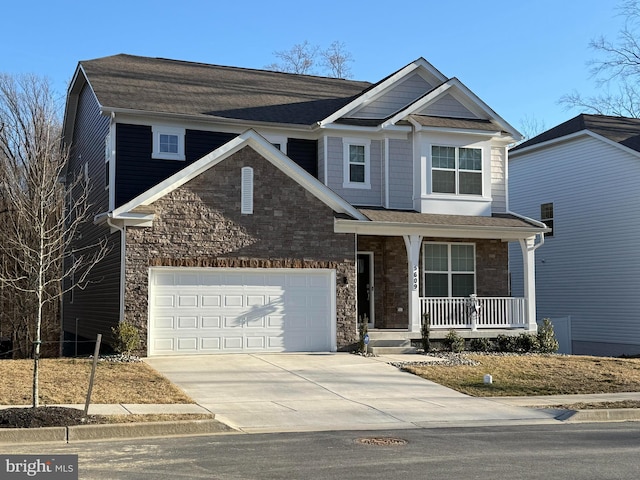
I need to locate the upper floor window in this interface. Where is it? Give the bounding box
[431,146,482,195]
[343,138,371,189]
[423,242,476,297]
[541,202,554,237]
[152,126,185,161]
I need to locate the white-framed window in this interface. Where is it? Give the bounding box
[431,145,482,195]
[152,126,185,161]
[343,138,371,189]
[423,242,476,297]
[541,202,554,237]
[241,166,254,215]
[262,134,287,154]
[105,132,113,189]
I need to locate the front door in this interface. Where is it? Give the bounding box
[357,253,374,327]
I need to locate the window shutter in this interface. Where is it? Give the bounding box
[241,167,254,214]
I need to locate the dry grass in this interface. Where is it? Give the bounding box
[0,359,193,405]
[100,414,215,424]
[405,354,640,397]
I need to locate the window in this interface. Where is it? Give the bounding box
[541,202,554,237]
[241,167,254,214]
[104,133,112,188]
[343,138,371,188]
[431,146,482,195]
[423,243,475,297]
[152,126,185,160]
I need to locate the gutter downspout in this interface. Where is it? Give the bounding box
[106,216,126,324]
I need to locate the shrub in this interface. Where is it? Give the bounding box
[495,334,518,353]
[421,313,431,353]
[469,337,492,352]
[537,318,559,353]
[516,332,540,353]
[111,321,141,356]
[443,329,465,353]
[357,316,369,353]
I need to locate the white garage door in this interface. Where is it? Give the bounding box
[148,268,336,355]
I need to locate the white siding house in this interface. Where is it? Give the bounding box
[509,114,640,356]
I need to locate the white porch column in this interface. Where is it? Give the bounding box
[403,234,423,333]
[519,236,538,332]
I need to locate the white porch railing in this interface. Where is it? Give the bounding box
[421,297,527,330]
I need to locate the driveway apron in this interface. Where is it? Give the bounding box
[145,353,557,433]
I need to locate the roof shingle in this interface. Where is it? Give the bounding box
[79,54,372,125]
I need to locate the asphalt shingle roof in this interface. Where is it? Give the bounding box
[511,114,640,153]
[79,54,372,125]
[358,209,543,229]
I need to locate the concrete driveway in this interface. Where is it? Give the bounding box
[145,353,558,433]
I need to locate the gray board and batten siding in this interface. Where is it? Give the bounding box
[115,125,318,207]
[509,134,640,356]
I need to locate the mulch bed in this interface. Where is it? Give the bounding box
[0,406,102,428]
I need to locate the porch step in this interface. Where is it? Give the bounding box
[368,345,418,355]
[367,338,417,355]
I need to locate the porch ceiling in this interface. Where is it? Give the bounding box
[334,209,549,240]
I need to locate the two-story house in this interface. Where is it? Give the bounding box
[509,114,640,356]
[62,54,547,356]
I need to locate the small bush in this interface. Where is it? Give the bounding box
[421,313,431,353]
[443,330,465,353]
[495,334,518,353]
[516,333,540,353]
[537,318,559,353]
[357,316,369,353]
[469,337,492,352]
[111,321,141,356]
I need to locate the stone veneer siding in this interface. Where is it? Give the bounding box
[124,146,357,353]
[357,236,509,329]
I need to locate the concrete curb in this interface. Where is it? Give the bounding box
[0,419,234,445]
[561,408,640,423]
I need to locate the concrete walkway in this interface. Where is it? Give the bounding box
[145,353,561,433]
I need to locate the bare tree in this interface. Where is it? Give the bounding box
[560,0,640,117]
[320,41,354,79]
[518,114,548,141]
[265,40,355,78]
[265,40,319,75]
[0,74,108,408]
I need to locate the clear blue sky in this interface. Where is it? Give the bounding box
[1,0,624,133]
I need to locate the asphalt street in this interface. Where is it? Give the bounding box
[3,423,639,479]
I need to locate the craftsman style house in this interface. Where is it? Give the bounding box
[62,54,547,356]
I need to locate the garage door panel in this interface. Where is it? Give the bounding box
[202,316,221,328]
[177,316,198,329]
[177,337,198,351]
[178,295,198,307]
[149,268,333,355]
[154,317,175,329]
[154,295,175,308]
[223,336,244,349]
[224,295,243,307]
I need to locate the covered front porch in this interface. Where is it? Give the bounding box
[336,209,549,339]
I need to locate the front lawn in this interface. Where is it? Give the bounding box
[404,354,640,397]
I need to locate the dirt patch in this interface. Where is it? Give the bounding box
[0,407,101,428]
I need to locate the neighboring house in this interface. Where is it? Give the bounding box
[509,114,640,357]
[62,54,546,356]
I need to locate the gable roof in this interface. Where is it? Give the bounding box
[76,54,372,126]
[511,114,640,154]
[106,130,367,222]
